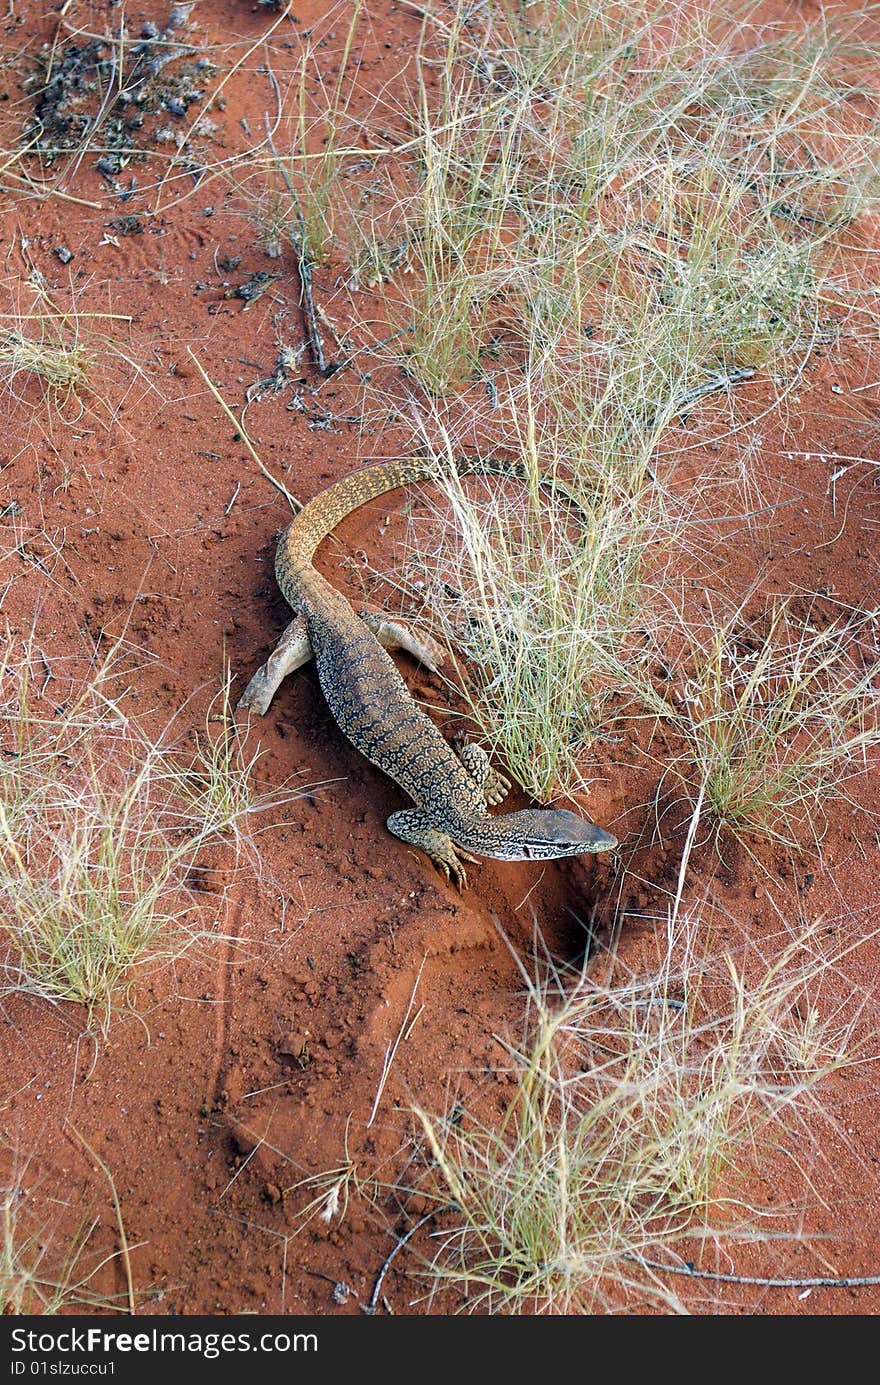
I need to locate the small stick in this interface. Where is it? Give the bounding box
[363,1212,435,1315]
[673,367,755,412]
[670,780,704,932]
[640,368,755,435]
[186,348,300,512]
[367,957,426,1128]
[682,497,799,527]
[37,648,54,697]
[298,256,328,376]
[224,480,241,516]
[264,121,332,376]
[786,450,879,467]
[67,1121,136,1314]
[828,457,878,484]
[629,1254,880,1290]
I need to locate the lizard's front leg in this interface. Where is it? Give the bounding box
[386,809,479,892]
[238,614,313,715]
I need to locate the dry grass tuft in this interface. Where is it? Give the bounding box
[416,905,870,1313]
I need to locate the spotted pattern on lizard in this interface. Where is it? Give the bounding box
[239,457,616,889]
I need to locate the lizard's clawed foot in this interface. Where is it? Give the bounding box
[483,767,512,806]
[430,843,480,893]
[386,810,480,892]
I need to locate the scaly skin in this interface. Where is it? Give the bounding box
[239,458,617,888]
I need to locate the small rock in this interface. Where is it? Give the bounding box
[278,1032,308,1058]
[108,214,144,237]
[54,245,73,264]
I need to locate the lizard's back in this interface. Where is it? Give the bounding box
[293,563,484,824]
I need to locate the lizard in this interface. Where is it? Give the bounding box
[238,456,617,889]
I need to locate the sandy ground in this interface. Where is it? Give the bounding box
[0,0,878,1315]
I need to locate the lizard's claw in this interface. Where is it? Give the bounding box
[484,769,512,806]
[431,845,479,892]
[386,812,481,893]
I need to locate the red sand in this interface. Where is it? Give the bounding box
[1,0,878,1315]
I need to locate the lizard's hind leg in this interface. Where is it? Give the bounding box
[238,615,313,715]
[455,741,511,807]
[358,608,446,674]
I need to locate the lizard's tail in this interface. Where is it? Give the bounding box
[276,459,443,601]
[453,808,617,861]
[274,454,576,607]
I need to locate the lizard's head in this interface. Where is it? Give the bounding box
[493,808,617,860]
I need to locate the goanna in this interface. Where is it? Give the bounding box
[239,458,617,889]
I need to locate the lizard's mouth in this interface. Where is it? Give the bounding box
[570,822,618,854]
